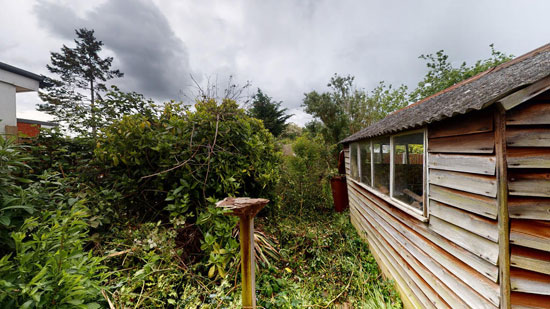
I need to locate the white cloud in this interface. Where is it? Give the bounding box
[1,0,549,126]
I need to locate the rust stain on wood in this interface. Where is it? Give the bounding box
[510,267,550,295]
[507,148,550,168]
[510,219,550,252]
[511,245,550,275]
[510,292,550,308]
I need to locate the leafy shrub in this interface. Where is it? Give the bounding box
[196,203,239,279]
[95,98,282,219]
[278,133,334,213]
[95,98,282,282]
[0,137,35,252]
[0,202,105,308]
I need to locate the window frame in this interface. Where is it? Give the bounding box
[349,127,428,221]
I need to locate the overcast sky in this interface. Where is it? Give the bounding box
[2,0,549,125]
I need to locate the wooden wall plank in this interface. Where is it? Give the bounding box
[350,208,442,309]
[510,268,550,296]
[508,197,550,221]
[429,169,497,198]
[429,184,498,219]
[349,181,499,281]
[507,103,550,125]
[511,246,550,275]
[428,132,495,153]
[350,214,427,309]
[428,153,496,175]
[428,108,493,139]
[508,171,550,197]
[500,76,550,111]
[511,292,550,309]
[494,106,511,309]
[429,216,499,265]
[507,128,550,147]
[507,148,550,168]
[352,194,500,306]
[350,198,486,309]
[510,219,550,252]
[429,200,499,242]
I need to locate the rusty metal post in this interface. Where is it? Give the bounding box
[216,197,269,309]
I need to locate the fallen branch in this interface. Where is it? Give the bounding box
[101,290,115,309]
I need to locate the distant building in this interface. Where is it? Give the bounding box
[17,118,58,138]
[0,62,54,137]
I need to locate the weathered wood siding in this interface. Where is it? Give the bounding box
[347,109,501,308]
[506,91,550,308]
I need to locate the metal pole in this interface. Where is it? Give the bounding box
[216,197,269,309]
[239,214,255,308]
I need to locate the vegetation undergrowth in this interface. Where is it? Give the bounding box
[255,209,401,308]
[0,28,511,308]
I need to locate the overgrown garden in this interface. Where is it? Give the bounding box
[0,28,512,308]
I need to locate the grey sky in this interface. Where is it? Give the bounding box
[1,0,549,125]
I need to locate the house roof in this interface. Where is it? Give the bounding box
[0,62,45,88]
[341,43,550,144]
[17,118,58,127]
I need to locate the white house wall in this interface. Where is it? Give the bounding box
[0,81,17,134]
[0,68,40,92]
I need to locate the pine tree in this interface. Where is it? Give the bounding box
[39,28,123,138]
[248,89,291,137]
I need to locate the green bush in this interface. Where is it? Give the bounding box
[0,136,34,249]
[0,202,105,308]
[94,98,282,281]
[278,133,335,213]
[95,98,282,218]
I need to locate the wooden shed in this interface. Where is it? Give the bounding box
[341,44,550,309]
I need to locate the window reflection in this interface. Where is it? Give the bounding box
[350,143,359,181]
[360,141,371,185]
[392,132,424,210]
[373,137,390,195]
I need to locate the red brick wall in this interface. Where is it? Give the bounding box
[17,122,41,137]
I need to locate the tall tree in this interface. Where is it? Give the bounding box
[248,88,292,137]
[39,28,123,138]
[302,74,407,146]
[410,44,513,102]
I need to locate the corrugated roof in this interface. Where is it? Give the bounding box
[341,43,550,143]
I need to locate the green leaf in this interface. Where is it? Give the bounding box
[0,216,10,226]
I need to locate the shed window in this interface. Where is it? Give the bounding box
[373,137,390,195]
[348,129,426,218]
[391,132,424,210]
[360,141,371,184]
[350,143,359,181]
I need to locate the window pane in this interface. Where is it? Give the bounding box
[392,132,424,211]
[360,141,371,185]
[373,137,390,195]
[350,143,359,180]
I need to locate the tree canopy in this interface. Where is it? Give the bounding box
[39,28,124,138]
[410,44,513,102]
[302,74,408,146]
[248,89,292,137]
[302,45,513,147]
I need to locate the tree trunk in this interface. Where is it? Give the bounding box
[90,79,96,139]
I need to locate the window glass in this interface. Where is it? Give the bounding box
[373,137,390,195]
[349,143,359,180]
[392,132,424,211]
[360,141,371,185]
